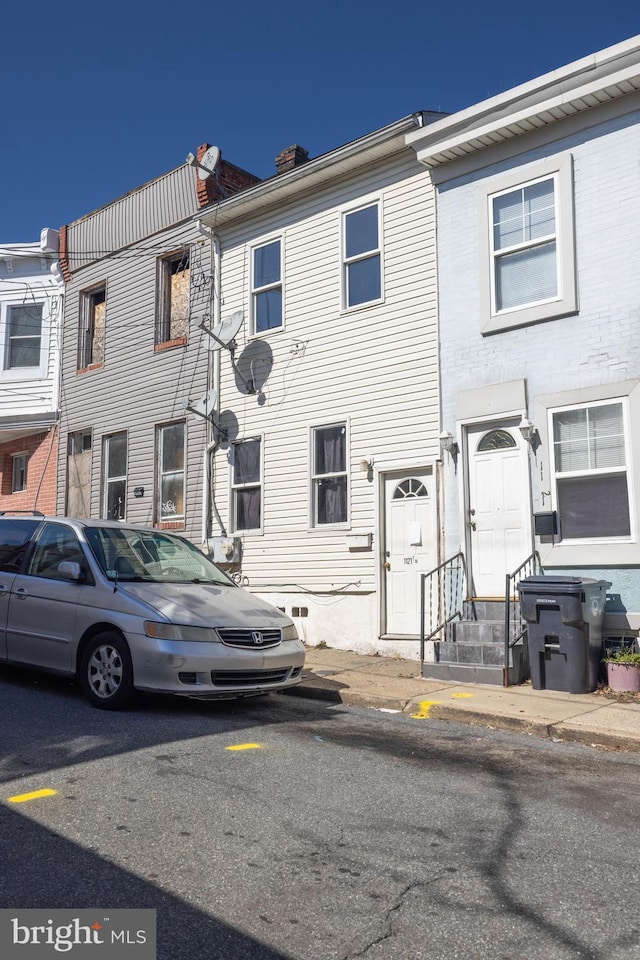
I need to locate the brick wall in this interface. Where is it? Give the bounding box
[0,427,59,514]
[194,145,261,208]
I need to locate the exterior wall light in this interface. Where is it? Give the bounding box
[359,455,375,472]
[439,430,458,458]
[518,416,536,444]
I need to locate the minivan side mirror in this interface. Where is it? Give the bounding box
[58,561,85,582]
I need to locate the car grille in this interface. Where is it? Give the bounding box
[216,627,282,649]
[210,669,291,687]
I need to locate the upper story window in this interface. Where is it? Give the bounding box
[480,156,576,334]
[311,423,348,526]
[78,284,106,370]
[6,304,43,369]
[251,239,282,334]
[342,202,381,309]
[156,250,190,346]
[157,422,185,522]
[551,400,631,541]
[231,438,262,531]
[492,177,557,311]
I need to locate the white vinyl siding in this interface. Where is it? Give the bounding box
[551,400,631,541]
[212,153,438,590]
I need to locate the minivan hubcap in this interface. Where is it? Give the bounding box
[88,645,123,698]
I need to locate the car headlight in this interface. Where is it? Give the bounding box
[281,624,299,642]
[144,621,220,643]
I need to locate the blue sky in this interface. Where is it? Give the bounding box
[2,1,638,243]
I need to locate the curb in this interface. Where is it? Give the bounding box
[281,682,640,753]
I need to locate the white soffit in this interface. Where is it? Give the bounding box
[407,37,640,167]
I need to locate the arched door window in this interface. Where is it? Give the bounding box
[392,478,429,499]
[477,429,517,452]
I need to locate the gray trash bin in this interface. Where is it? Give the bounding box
[517,576,610,694]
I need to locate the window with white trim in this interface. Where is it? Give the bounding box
[311,423,348,526]
[251,239,282,333]
[231,438,262,531]
[12,453,28,493]
[491,176,557,312]
[480,156,576,334]
[103,432,127,520]
[551,400,631,540]
[6,303,43,369]
[157,422,185,521]
[342,202,381,309]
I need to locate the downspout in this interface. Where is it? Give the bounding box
[201,228,226,544]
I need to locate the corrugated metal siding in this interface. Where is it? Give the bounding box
[212,153,439,592]
[66,166,199,274]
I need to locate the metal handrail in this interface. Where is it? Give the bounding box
[503,551,541,686]
[420,552,466,665]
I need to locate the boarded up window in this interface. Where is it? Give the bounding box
[157,251,190,344]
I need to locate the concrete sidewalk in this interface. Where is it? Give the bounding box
[282,646,640,753]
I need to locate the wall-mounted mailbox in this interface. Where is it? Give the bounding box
[534,511,558,536]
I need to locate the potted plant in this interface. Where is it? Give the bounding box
[604,648,640,693]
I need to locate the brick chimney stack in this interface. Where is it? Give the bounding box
[275,144,309,175]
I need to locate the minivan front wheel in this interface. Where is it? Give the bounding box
[80,632,134,710]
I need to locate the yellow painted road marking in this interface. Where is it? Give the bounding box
[225,743,262,751]
[411,701,441,719]
[8,788,57,804]
[451,692,473,699]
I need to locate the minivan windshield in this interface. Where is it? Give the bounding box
[85,526,233,585]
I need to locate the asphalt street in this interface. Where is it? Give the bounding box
[0,665,639,960]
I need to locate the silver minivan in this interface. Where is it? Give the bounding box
[0,515,305,709]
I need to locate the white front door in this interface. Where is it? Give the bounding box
[466,422,532,597]
[383,470,437,635]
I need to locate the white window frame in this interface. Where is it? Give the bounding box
[250,236,283,336]
[479,155,577,334]
[12,452,28,493]
[230,436,263,533]
[0,300,49,379]
[157,421,186,522]
[156,249,190,346]
[549,397,632,544]
[309,421,349,529]
[102,432,127,521]
[341,199,383,311]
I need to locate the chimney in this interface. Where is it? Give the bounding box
[275,144,309,175]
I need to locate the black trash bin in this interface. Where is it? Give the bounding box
[517,576,610,694]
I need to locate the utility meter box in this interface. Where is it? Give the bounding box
[207,536,242,565]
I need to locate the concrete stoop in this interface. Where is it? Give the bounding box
[422,599,530,686]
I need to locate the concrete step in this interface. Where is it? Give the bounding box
[463,599,513,620]
[427,637,530,686]
[449,619,521,645]
[422,662,507,685]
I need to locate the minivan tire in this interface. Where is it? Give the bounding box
[80,631,135,710]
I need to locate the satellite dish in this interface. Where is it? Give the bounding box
[207,310,244,352]
[185,388,217,419]
[198,145,220,181]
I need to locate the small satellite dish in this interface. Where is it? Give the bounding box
[207,310,244,352]
[198,145,221,181]
[185,388,217,419]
